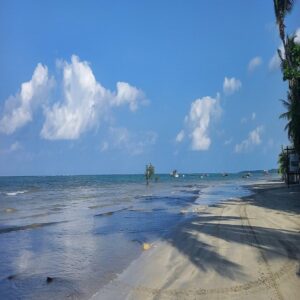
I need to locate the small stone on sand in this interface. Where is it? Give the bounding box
[4,208,16,213]
[142,243,151,250]
[46,277,53,283]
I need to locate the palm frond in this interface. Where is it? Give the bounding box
[280,111,289,119]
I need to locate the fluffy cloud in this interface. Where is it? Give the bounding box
[0,141,22,154]
[269,44,284,70]
[269,29,300,71]
[248,56,262,72]
[41,55,146,140]
[294,28,300,44]
[0,55,146,140]
[175,130,185,143]
[235,126,263,153]
[101,127,157,155]
[112,82,145,111]
[269,53,280,70]
[223,77,242,95]
[177,95,221,151]
[0,64,52,134]
[9,141,22,152]
[41,57,105,140]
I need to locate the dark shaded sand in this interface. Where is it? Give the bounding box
[91,182,300,300]
[0,221,67,234]
[94,207,130,217]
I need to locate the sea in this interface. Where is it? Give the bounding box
[0,172,279,299]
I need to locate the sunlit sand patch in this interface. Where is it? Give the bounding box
[3,208,17,213]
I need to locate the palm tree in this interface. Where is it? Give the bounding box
[278,147,288,181]
[280,83,300,153]
[273,0,296,80]
[278,35,300,154]
[273,0,300,155]
[273,0,294,54]
[279,35,300,81]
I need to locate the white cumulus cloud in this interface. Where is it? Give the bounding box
[0,55,146,140]
[235,126,263,153]
[223,77,242,95]
[248,56,262,72]
[41,55,146,140]
[178,95,221,151]
[112,82,145,111]
[0,64,52,134]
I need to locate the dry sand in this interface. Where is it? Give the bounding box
[91,182,300,300]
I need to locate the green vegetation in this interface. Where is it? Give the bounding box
[145,163,155,185]
[273,0,300,155]
[278,146,288,180]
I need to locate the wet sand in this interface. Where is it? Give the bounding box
[91,182,300,300]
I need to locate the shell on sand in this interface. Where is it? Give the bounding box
[142,243,151,250]
[4,208,17,213]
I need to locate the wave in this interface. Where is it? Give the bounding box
[5,190,28,196]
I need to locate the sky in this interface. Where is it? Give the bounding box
[0,0,299,176]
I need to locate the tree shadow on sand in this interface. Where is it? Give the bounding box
[245,183,300,215]
[162,206,299,280]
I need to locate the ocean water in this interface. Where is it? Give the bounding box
[0,172,278,299]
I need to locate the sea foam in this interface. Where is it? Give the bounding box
[5,190,27,196]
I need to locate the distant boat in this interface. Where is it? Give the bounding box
[170,169,179,178]
[242,172,251,178]
[222,173,228,177]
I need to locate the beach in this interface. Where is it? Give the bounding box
[0,174,254,299]
[91,181,300,300]
[1,1,299,299]
[1,175,299,299]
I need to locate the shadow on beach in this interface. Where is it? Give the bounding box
[246,183,300,215]
[160,184,300,280]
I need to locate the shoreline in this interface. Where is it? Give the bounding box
[91,181,300,300]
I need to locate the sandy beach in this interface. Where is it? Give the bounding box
[91,181,300,300]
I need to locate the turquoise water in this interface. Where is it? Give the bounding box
[0,172,278,299]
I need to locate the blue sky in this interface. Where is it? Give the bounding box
[0,0,299,175]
